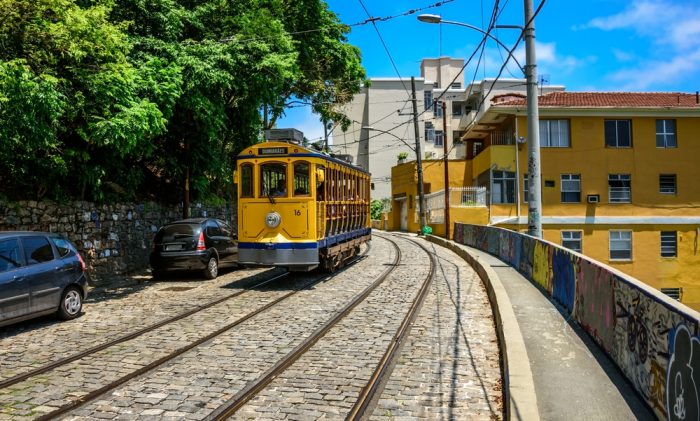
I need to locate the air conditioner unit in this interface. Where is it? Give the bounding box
[587,194,600,203]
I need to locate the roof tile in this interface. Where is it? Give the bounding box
[495,92,700,108]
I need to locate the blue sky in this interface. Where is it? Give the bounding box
[279,0,700,143]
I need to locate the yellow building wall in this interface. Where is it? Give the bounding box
[387,159,488,236]
[514,115,700,215]
[498,113,700,309]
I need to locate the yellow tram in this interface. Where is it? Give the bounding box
[234,140,371,271]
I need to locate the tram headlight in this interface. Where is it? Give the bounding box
[265,211,281,228]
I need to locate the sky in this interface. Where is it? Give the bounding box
[279,0,700,144]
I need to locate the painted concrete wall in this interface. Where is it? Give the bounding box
[454,222,700,420]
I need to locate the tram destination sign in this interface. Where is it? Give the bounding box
[258,147,288,155]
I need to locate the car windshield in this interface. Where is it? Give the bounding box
[158,224,199,241]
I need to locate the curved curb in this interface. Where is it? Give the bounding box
[426,235,539,421]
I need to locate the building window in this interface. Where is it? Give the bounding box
[492,170,516,204]
[561,174,581,203]
[434,130,444,147]
[473,141,483,157]
[661,231,677,257]
[561,231,582,253]
[540,120,570,147]
[608,174,631,203]
[425,122,435,142]
[609,230,632,260]
[659,174,677,194]
[605,119,632,147]
[424,91,433,112]
[452,102,463,116]
[523,174,529,203]
[656,119,677,148]
[451,82,461,89]
[452,131,465,144]
[433,100,443,117]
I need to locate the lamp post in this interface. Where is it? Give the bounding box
[362,125,427,233]
[417,11,542,238]
[417,14,525,73]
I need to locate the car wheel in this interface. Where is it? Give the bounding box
[203,256,218,279]
[58,286,83,320]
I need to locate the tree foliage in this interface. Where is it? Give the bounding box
[0,0,364,203]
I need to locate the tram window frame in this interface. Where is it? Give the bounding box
[260,162,288,198]
[316,165,326,201]
[240,163,254,198]
[293,162,311,196]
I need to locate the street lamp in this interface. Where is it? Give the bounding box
[417,10,543,237]
[362,125,427,233]
[417,14,524,73]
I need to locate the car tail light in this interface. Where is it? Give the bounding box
[197,232,206,251]
[77,253,86,272]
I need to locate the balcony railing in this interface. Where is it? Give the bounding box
[490,131,515,145]
[421,187,488,224]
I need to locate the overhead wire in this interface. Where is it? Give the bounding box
[330,0,547,164]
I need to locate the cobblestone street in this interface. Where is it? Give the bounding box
[0,233,502,420]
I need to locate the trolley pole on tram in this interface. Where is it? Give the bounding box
[411,77,428,233]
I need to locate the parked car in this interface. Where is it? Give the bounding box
[0,232,90,327]
[149,218,238,279]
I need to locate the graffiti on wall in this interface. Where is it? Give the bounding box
[519,235,535,278]
[453,223,700,420]
[551,248,576,312]
[532,242,552,293]
[666,324,700,421]
[574,260,615,352]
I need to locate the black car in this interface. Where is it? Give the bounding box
[0,232,90,327]
[149,218,238,279]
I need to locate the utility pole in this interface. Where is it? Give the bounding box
[442,101,450,239]
[323,118,329,151]
[524,0,542,237]
[411,77,427,232]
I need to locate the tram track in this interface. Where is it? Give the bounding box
[0,271,291,391]
[206,232,435,420]
[13,246,372,421]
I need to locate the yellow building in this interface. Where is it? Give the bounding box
[389,92,700,309]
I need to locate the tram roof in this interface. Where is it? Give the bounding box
[237,141,369,174]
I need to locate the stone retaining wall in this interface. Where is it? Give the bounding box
[0,200,235,284]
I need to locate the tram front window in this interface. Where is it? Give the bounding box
[261,163,287,197]
[294,162,310,196]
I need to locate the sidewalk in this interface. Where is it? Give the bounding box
[428,236,656,420]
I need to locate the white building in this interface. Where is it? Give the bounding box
[331,57,564,200]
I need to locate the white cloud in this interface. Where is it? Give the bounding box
[582,0,700,90]
[607,47,700,90]
[584,1,700,51]
[612,49,635,62]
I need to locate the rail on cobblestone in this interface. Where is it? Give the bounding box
[347,235,437,420]
[451,223,700,421]
[206,234,400,420]
[0,272,291,391]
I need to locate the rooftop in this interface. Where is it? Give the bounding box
[495,91,700,108]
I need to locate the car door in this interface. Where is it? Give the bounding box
[204,220,227,264]
[216,220,238,266]
[20,236,62,313]
[0,238,30,322]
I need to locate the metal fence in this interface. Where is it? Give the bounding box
[421,187,488,223]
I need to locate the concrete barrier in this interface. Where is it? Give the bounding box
[452,223,700,421]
